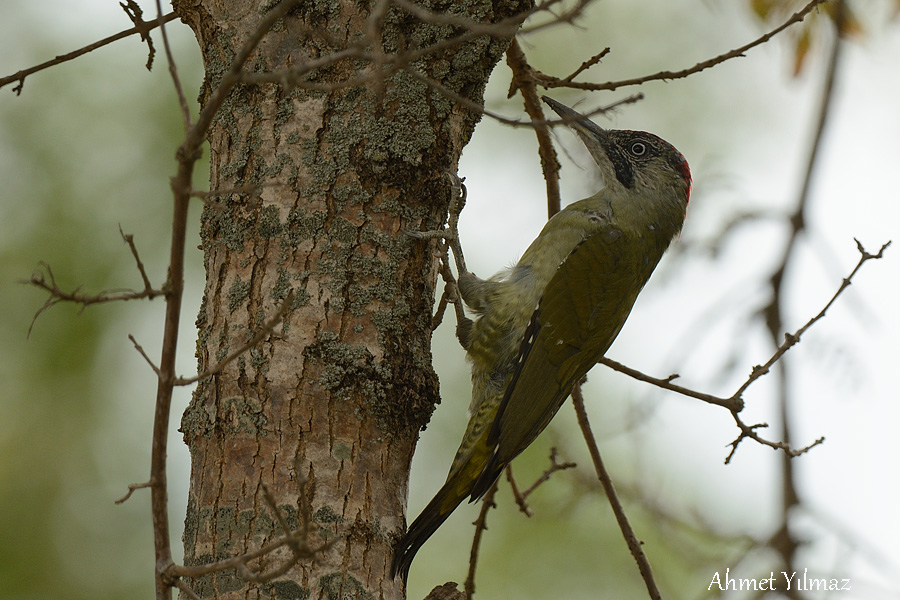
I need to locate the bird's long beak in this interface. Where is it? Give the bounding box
[541,96,607,140]
[542,96,620,187]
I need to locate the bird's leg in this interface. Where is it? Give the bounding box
[404,173,468,271]
[404,173,475,349]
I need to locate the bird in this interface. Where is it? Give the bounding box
[391,96,692,582]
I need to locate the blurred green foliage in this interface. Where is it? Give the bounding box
[0,5,204,598]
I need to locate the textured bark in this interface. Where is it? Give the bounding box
[174,1,530,598]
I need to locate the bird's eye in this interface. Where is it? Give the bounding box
[629,141,647,157]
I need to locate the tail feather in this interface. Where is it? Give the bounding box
[468,455,504,503]
[391,482,466,582]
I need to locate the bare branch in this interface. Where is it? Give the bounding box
[0,12,179,95]
[119,226,155,292]
[558,48,611,85]
[597,238,887,462]
[517,0,593,35]
[24,260,165,337]
[734,239,890,402]
[407,177,472,346]
[154,0,191,127]
[520,448,577,501]
[464,482,499,600]
[546,0,827,92]
[390,0,525,37]
[506,39,562,216]
[722,238,889,462]
[600,356,743,412]
[725,417,825,465]
[571,384,662,600]
[409,66,643,128]
[507,448,576,516]
[504,465,531,517]
[171,579,203,600]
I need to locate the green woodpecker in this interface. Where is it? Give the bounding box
[392,97,691,582]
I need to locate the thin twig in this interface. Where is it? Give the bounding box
[546,0,827,92]
[506,39,562,216]
[599,357,743,412]
[0,12,179,95]
[25,261,165,337]
[464,482,498,600]
[155,0,191,128]
[171,535,296,579]
[391,0,529,37]
[598,238,887,463]
[115,481,152,504]
[504,465,530,516]
[129,334,161,376]
[725,417,825,465]
[174,290,294,386]
[119,227,156,292]
[409,66,643,128]
[724,238,888,463]
[736,241,888,403]
[167,475,332,581]
[517,0,593,35]
[558,48,611,84]
[171,578,203,600]
[262,482,304,558]
[407,177,471,345]
[507,448,576,516]
[571,384,662,600]
[519,447,576,501]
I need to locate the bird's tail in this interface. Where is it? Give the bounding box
[391,481,466,583]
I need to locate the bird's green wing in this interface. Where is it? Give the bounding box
[470,225,651,499]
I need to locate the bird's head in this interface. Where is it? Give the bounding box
[542,97,691,209]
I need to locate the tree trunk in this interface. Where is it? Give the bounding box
[174,1,530,597]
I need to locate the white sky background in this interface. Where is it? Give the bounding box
[2,0,898,598]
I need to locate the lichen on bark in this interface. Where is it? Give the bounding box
[175,0,532,596]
